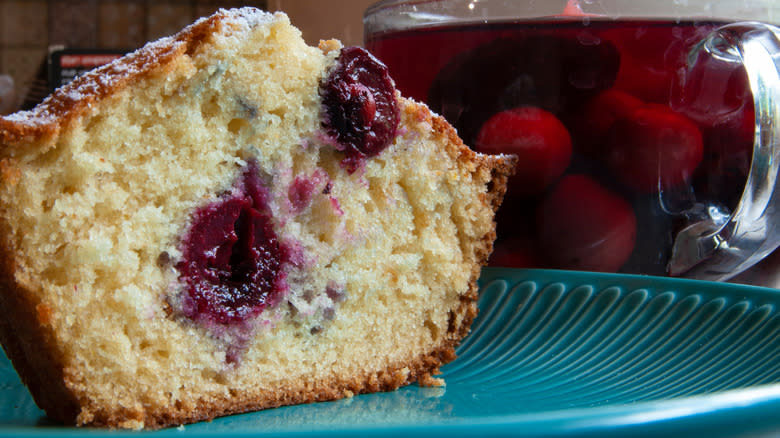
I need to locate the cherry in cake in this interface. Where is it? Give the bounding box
[320,46,400,173]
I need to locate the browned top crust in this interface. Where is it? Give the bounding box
[0,8,270,148]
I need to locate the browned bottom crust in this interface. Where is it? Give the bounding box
[81,344,460,429]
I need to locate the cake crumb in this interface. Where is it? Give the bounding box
[35,303,53,326]
[318,39,341,54]
[0,158,20,186]
[418,372,446,387]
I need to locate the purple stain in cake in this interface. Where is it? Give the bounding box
[177,161,291,325]
[325,282,346,303]
[288,176,317,214]
[287,170,330,215]
[322,307,335,321]
[282,237,307,267]
[320,46,400,173]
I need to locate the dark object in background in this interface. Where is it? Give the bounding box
[21,46,128,110]
[48,47,129,91]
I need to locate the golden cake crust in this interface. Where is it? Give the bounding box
[0,8,247,148]
[0,8,516,429]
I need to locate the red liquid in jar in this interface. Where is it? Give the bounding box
[367,19,754,275]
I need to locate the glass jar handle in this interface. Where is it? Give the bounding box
[669,22,780,281]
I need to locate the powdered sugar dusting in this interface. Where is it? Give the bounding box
[219,7,277,31]
[1,7,277,130]
[3,34,179,128]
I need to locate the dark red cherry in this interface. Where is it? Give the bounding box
[428,35,620,145]
[536,174,637,273]
[320,46,400,173]
[570,88,643,157]
[177,162,289,325]
[605,104,703,193]
[475,106,572,196]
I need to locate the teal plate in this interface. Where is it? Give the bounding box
[1,268,779,437]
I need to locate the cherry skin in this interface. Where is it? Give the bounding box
[475,106,572,197]
[605,104,703,193]
[176,163,289,326]
[571,88,643,157]
[320,46,400,173]
[428,35,619,146]
[536,174,637,273]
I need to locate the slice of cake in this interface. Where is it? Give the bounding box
[0,8,514,429]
